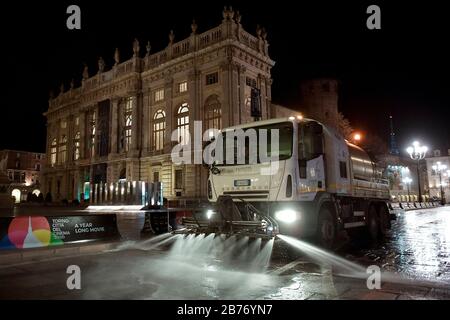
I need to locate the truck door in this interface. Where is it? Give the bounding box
[297,121,325,199]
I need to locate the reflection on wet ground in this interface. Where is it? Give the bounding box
[0,207,449,299]
[342,207,450,284]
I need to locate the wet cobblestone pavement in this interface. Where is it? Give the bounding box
[343,206,450,284]
[0,206,449,299]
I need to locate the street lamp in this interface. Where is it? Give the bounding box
[432,161,447,205]
[402,177,412,202]
[406,141,428,202]
[352,132,362,144]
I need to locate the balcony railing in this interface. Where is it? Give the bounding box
[49,21,269,110]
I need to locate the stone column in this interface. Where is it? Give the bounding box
[231,63,240,126]
[258,75,268,120]
[131,94,139,152]
[238,66,247,125]
[142,90,150,153]
[220,62,231,128]
[55,120,61,165]
[164,77,174,152]
[78,111,86,159]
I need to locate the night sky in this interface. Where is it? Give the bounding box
[3,1,449,154]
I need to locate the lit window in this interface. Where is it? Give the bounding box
[90,111,96,158]
[50,139,57,167]
[153,110,166,151]
[74,131,81,160]
[75,116,79,126]
[155,88,165,102]
[61,120,67,129]
[176,103,190,145]
[59,135,67,164]
[204,95,221,138]
[123,97,133,152]
[178,81,188,93]
[205,72,218,85]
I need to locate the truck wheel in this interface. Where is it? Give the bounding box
[366,205,380,243]
[316,207,337,249]
[378,204,390,237]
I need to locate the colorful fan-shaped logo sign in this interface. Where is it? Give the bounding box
[1,216,63,249]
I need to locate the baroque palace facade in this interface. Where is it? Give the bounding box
[43,8,275,202]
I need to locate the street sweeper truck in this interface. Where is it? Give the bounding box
[177,116,393,248]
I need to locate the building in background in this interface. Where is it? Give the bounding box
[43,8,275,202]
[0,150,46,203]
[426,149,450,203]
[272,78,352,139]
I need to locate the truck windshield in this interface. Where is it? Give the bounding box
[215,122,293,166]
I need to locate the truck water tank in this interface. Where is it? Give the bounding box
[347,142,375,181]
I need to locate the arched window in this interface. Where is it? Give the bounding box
[153,110,166,151]
[176,103,189,145]
[74,131,81,160]
[59,135,67,164]
[50,138,57,167]
[204,95,221,138]
[119,168,126,180]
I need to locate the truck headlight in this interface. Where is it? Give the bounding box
[275,209,298,223]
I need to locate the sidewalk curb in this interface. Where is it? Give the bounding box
[0,241,120,266]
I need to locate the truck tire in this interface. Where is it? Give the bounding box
[366,205,380,243]
[378,204,390,237]
[316,207,337,249]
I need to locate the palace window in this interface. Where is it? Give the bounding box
[245,77,257,88]
[178,81,188,93]
[155,88,165,102]
[124,97,133,152]
[176,103,190,145]
[89,111,96,158]
[174,169,183,190]
[75,116,79,126]
[59,135,67,164]
[61,120,67,129]
[204,95,221,138]
[50,138,57,167]
[153,109,166,151]
[205,72,218,85]
[74,131,81,160]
